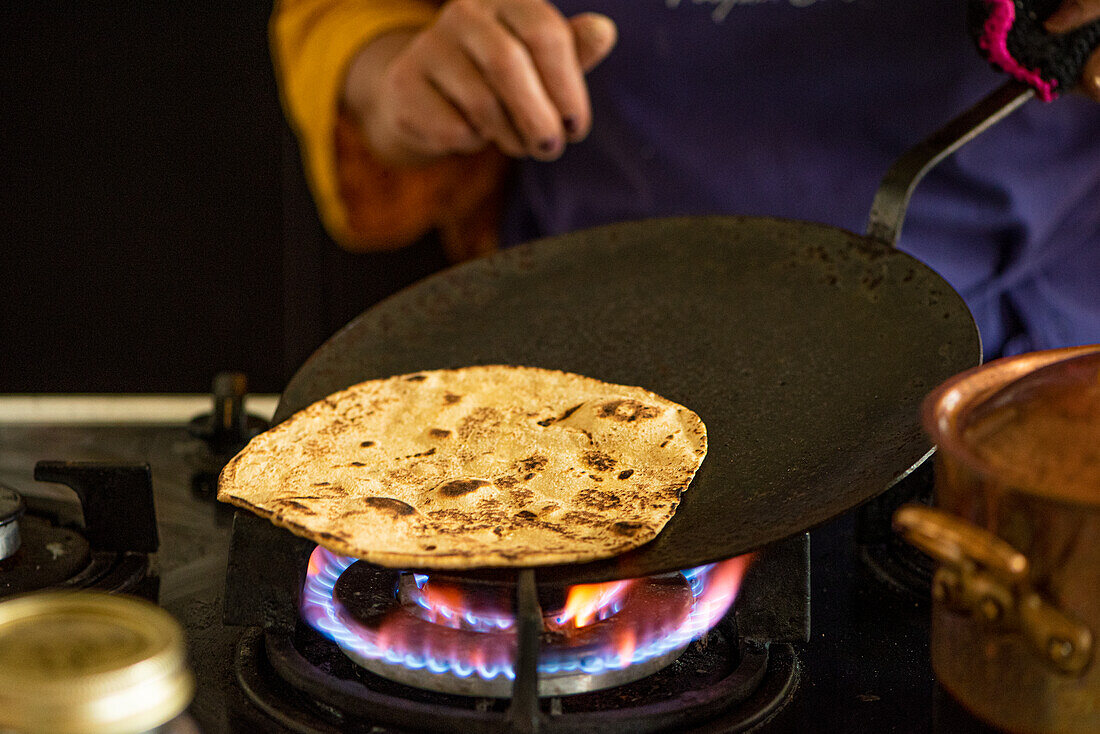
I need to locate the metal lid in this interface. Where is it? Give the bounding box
[0,591,194,734]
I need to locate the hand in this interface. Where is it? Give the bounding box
[344,0,618,165]
[1044,0,1100,101]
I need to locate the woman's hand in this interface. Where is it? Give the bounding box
[1044,0,1100,101]
[344,0,618,165]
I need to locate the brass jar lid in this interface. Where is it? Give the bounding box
[0,591,195,734]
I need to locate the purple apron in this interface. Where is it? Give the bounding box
[501,0,1100,356]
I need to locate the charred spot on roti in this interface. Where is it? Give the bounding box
[386,467,415,484]
[428,508,472,522]
[350,461,366,467]
[316,419,350,436]
[515,510,537,521]
[661,484,685,501]
[560,510,602,526]
[360,441,375,448]
[476,497,503,511]
[230,497,264,514]
[524,472,535,481]
[428,428,452,439]
[458,407,503,439]
[536,402,584,426]
[618,469,635,480]
[273,499,312,513]
[588,474,603,482]
[518,516,569,536]
[312,481,331,486]
[363,497,417,517]
[436,478,493,497]
[442,392,463,405]
[597,399,661,422]
[402,447,437,459]
[404,374,428,382]
[281,517,310,533]
[495,476,518,489]
[422,544,437,551]
[660,434,675,448]
[517,454,548,473]
[508,488,534,506]
[582,450,616,472]
[610,521,646,536]
[576,488,621,511]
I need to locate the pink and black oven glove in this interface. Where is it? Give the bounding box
[969,0,1100,100]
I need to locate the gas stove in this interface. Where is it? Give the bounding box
[0,392,999,733]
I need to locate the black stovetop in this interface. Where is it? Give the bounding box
[0,415,998,733]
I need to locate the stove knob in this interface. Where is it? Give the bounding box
[212,371,247,438]
[189,371,268,455]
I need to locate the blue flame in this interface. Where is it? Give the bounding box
[300,547,744,685]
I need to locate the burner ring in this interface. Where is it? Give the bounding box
[302,547,755,700]
[247,622,795,734]
[347,633,688,698]
[330,562,695,697]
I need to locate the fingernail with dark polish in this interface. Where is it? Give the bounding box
[563,116,578,136]
[538,138,560,155]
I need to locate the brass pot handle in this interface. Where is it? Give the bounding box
[894,504,1094,676]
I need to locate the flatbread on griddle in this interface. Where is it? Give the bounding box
[217,365,707,569]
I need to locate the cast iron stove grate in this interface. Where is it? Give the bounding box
[226,515,809,734]
[0,461,159,600]
[236,607,797,733]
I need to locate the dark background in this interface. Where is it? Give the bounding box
[1,3,447,394]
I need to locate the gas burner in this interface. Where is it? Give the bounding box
[855,459,935,600]
[237,615,797,734]
[225,511,809,733]
[300,546,753,697]
[858,532,934,600]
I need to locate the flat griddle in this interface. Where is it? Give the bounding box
[276,215,975,585]
[269,84,1054,586]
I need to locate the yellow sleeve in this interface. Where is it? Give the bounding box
[270,0,437,244]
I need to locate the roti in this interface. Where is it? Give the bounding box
[217,365,707,569]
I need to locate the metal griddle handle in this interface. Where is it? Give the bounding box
[865,80,1035,248]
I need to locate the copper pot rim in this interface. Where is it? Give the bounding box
[920,344,1100,506]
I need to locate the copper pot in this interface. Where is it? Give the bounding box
[894,344,1100,734]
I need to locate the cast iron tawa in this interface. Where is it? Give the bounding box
[276,216,979,585]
